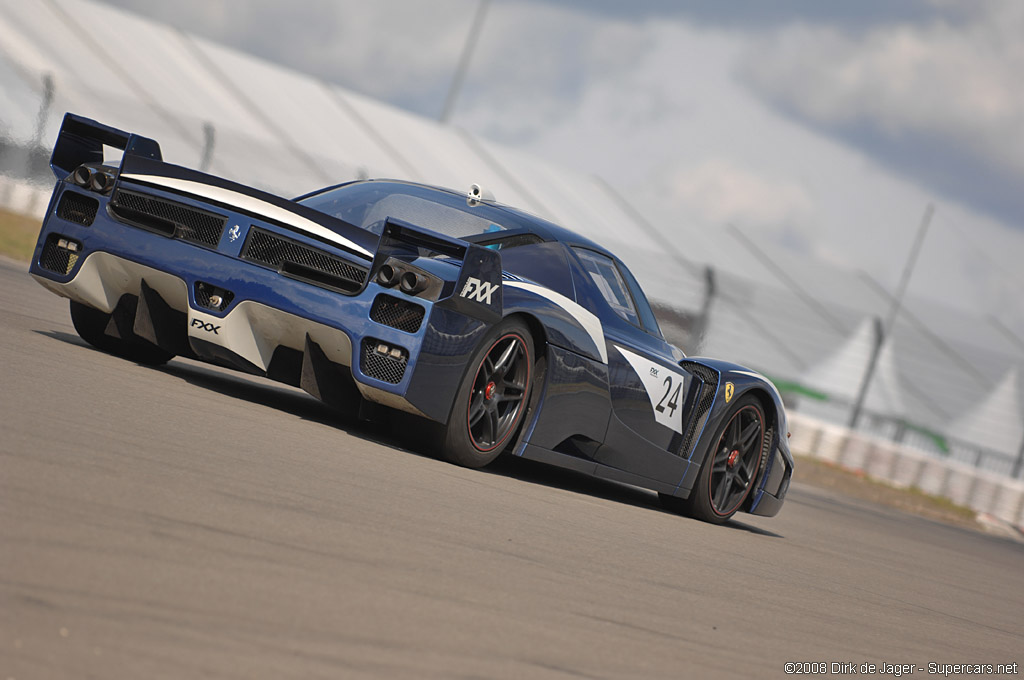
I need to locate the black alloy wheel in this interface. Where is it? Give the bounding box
[706,400,765,518]
[444,319,533,468]
[661,393,766,524]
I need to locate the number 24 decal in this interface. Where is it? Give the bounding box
[655,375,682,417]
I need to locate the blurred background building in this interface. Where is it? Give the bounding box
[1,0,1021,477]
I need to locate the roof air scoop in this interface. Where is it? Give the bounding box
[467,183,495,206]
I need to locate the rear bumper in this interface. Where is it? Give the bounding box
[30,185,474,422]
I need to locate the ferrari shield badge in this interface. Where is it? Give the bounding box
[725,382,734,403]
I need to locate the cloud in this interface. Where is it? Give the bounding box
[666,159,816,248]
[450,2,652,141]
[100,0,476,116]
[739,0,1024,224]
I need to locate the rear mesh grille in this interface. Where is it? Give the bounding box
[56,191,98,226]
[679,361,719,458]
[39,234,79,275]
[111,189,227,247]
[370,294,425,333]
[242,227,368,293]
[361,338,408,384]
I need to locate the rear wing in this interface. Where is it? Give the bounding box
[47,112,502,312]
[50,113,161,178]
[375,217,503,322]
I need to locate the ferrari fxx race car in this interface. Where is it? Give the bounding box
[30,113,793,523]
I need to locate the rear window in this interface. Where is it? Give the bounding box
[300,182,507,238]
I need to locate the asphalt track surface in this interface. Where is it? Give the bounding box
[2,256,1022,679]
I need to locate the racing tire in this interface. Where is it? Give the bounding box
[70,300,173,366]
[665,394,766,524]
[443,319,534,469]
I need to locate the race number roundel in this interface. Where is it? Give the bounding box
[614,346,686,434]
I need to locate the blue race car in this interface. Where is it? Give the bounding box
[30,113,793,523]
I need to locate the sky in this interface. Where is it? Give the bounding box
[93,0,1024,337]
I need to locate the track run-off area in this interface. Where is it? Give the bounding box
[1,256,1021,678]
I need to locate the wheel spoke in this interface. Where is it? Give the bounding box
[713,473,731,509]
[725,418,741,449]
[732,469,748,488]
[484,409,499,445]
[500,383,524,399]
[492,339,519,375]
[471,393,487,426]
[739,419,761,451]
[739,456,755,480]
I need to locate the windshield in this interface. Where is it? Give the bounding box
[299,181,509,239]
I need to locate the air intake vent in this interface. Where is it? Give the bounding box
[56,191,98,226]
[110,189,227,247]
[361,338,408,384]
[242,227,368,293]
[370,294,425,333]
[683,361,719,385]
[679,361,720,458]
[39,234,81,275]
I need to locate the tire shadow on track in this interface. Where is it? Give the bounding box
[35,328,390,441]
[481,455,784,537]
[37,327,784,537]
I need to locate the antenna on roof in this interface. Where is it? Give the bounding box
[467,183,495,206]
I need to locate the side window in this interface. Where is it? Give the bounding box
[618,262,663,338]
[573,248,640,326]
[500,241,575,299]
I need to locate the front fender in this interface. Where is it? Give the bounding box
[676,358,794,512]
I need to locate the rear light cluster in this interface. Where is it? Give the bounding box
[69,164,116,194]
[361,338,409,384]
[39,234,82,275]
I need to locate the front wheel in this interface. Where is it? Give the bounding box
[666,394,766,524]
[443,319,534,468]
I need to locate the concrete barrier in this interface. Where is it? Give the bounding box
[789,412,1024,531]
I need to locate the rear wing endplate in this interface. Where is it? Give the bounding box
[50,113,162,178]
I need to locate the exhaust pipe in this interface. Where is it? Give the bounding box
[376,263,399,287]
[399,271,426,295]
[89,169,114,194]
[71,165,93,188]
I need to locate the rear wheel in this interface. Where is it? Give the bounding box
[443,319,533,468]
[70,300,173,366]
[664,394,766,524]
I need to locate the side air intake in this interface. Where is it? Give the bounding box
[679,361,720,458]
